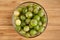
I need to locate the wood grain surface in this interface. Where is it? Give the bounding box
[0,0,60,40]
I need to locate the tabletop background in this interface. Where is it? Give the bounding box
[0,0,60,40]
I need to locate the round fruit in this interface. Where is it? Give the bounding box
[22,7,27,14]
[30,29,37,36]
[14,11,20,16]
[39,21,42,26]
[19,30,26,35]
[20,21,26,27]
[28,5,33,12]
[15,19,21,25]
[34,15,40,21]
[17,7,22,12]
[26,12,33,18]
[30,19,38,26]
[38,9,45,17]
[34,26,40,31]
[16,26,21,32]
[39,26,44,32]
[20,15,26,20]
[33,4,40,14]
[25,19,31,24]
[25,33,30,37]
[41,16,47,23]
[24,26,30,32]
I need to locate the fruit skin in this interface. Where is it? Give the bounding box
[20,21,26,27]
[14,16,19,20]
[30,19,37,26]
[19,30,26,35]
[23,26,30,32]
[17,7,22,12]
[25,19,31,24]
[33,4,40,10]
[15,19,21,26]
[30,29,37,36]
[39,21,42,26]
[20,15,26,20]
[16,25,21,32]
[26,12,33,18]
[27,3,33,12]
[24,33,31,38]
[33,4,40,14]
[34,15,40,21]
[29,25,34,28]
[33,8,38,14]
[38,26,44,32]
[34,26,40,31]
[38,9,45,17]
[41,16,47,23]
[28,5,33,12]
[14,11,20,16]
[22,7,27,14]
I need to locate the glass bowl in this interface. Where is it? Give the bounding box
[12,1,48,38]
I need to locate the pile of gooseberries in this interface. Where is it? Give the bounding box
[13,3,47,38]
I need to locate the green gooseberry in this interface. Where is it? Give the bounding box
[38,9,45,17]
[30,19,38,26]
[33,4,40,14]
[23,26,30,32]
[39,21,42,26]
[30,29,37,36]
[22,7,27,14]
[25,19,31,24]
[20,15,26,20]
[15,19,21,26]
[28,6,33,12]
[17,7,22,12]
[41,16,47,23]
[19,30,26,35]
[38,26,44,32]
[34,15,40,21]
[14,10,20,16]
[26,12,33,18]
[20,21,26,27]
[25,33,31,38]
[34,26,40,31]
[16,25,21,32]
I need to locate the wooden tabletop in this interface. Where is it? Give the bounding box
[0,0,60,40]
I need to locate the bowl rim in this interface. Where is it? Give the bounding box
[12,1,48,38]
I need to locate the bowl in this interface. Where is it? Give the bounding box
[12,1,48,38]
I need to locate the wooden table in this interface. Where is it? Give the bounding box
[0,0,60,40]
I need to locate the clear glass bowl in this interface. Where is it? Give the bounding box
[12,1,48,38]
